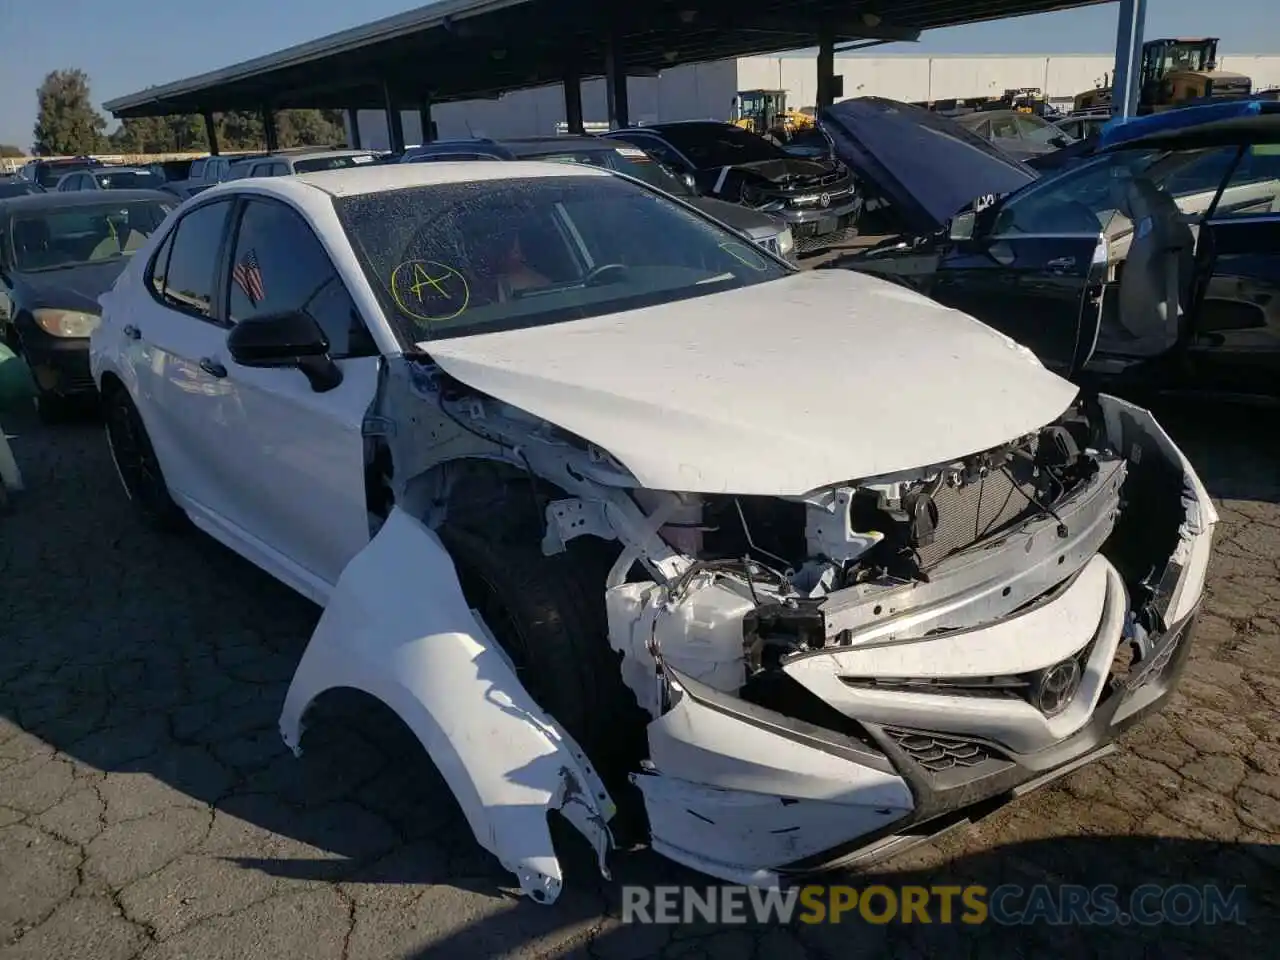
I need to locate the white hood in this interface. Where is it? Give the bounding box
[425,270,1079,496]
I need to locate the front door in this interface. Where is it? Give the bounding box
[929,232,1105,377]
[211,196,380,596]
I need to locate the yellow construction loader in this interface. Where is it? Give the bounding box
[1073,38,1253,114]
[732,89,815,141]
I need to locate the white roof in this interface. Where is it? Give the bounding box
[292,159,610,197]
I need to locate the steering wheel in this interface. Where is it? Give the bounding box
[583,263,629,287]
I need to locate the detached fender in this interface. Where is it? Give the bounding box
[278,507,615,904]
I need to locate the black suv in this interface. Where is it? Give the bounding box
[609,122,860,255]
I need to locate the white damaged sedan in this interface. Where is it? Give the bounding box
[91,161,1216,903]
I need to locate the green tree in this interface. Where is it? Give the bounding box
[217,111,264,150]
[109,115,211,154]
[276,109,346,148]
[32,69,107,156]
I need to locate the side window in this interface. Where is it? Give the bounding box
[992,152,1158,236]
[1211,145,1280,219]
[152,200,232,319]
[270,162,290,176]
[189,159,206,179]
[1147,146,1246,218]
[226,199,375,358]
[148,229,175,300]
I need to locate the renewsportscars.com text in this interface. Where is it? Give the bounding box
[622,884,1247,926]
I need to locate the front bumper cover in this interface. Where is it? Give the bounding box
[638,601,1199,884]
[14,320,94,397]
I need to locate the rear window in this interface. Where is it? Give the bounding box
[294,154,377,173]
[35,163,93,188]
[94,170,165,190]
[656,124,789,167]
[521,146,694,196]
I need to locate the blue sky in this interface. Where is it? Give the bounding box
[1,0,1275,149]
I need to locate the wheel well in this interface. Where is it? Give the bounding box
[99,370,125,399]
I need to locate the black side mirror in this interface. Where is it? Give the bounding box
[226,311,343,393]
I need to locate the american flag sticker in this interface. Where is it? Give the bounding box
[233,248,265,303]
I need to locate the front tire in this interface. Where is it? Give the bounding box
[442,526,649,770]
[103,384,186,532]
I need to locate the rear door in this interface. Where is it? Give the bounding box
[1183,145,1280,398]
[125,197,238,518]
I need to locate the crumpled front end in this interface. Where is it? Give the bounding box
[284,350,1215,900]
[621,393,1214,882]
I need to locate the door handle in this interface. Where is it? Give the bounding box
[198,357,227,378]
[122,324,141,340]
[1046,256,1077,273]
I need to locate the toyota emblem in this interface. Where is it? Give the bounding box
[819,193,831,207]
[1032,659,1082,717]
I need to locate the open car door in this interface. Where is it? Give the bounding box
[927,229,1106,378]
[1185,212,1280,398]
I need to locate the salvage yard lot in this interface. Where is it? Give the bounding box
[2,398,1279,959]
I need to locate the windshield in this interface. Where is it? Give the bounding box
[8,200,171,273]
[655,124,787,168]
[94,169,164,190]
[520,145,695,197]
[336,174,789,345]
[294,154,378,173]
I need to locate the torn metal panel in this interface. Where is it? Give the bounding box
[1096,393,1218,628]
[278,507,614,904]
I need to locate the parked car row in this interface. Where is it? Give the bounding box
[14,96,1274,909]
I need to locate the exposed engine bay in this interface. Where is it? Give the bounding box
[283,352,1215,904]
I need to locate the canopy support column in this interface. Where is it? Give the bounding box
[1112,0,1148,119]
[564,63,584,134]
[202,111,219,155]
[383,81,405,152]
[605,39,629,129]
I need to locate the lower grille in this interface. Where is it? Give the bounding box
[795,225,852,254]
[885,728,996,773]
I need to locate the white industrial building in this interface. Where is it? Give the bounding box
[349,51,1280,148]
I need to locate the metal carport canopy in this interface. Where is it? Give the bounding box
[103,0,1110,118]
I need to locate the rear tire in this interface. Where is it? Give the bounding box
[103,384,187,533]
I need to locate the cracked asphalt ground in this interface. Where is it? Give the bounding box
[1,399,1278,960]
